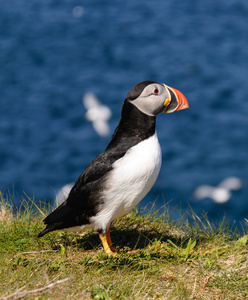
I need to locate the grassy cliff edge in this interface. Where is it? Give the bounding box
[0,193,248,300]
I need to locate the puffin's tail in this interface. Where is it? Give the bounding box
[38,224,60,238]
[38,200,87,238]
[38,200,74,238]
[38,228,49,238]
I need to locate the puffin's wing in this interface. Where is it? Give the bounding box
[43,180,98,225]
[38,135,130,238]
[39,151,119,237]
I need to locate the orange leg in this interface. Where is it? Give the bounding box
[99,228,116,255]
[106,228,116,252]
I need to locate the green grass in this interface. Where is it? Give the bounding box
[1,191,248,299]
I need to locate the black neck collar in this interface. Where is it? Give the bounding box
[106,100,156,152]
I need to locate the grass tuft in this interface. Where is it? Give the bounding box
[1,191,248,299]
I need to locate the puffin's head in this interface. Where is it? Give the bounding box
[126,81,189,116]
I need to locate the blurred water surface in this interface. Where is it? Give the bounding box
[0,0,247,224]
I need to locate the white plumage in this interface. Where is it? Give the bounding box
[91,133,162,231]
[64,133,162,233]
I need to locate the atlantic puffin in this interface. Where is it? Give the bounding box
[38,81,189,254]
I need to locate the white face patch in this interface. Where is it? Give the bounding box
[130,83,170,116]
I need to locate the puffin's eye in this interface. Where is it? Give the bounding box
[153,88,159,95]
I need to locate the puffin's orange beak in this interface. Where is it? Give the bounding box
[163,84,189,113]
[169,87,189,111]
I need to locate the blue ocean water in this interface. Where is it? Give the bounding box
[0,0,247,224]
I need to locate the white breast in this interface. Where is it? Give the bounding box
[91,133,162,231]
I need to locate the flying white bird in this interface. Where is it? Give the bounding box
[82,92,112,137]
[54,184,73,208]
[193,177,242,204]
